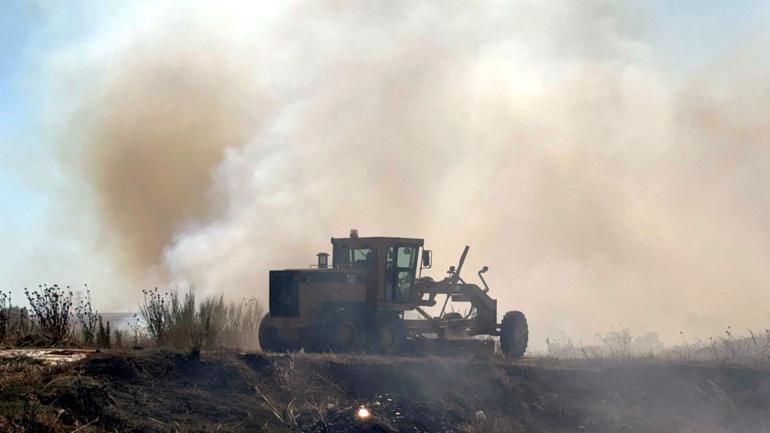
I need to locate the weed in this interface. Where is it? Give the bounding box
[545,333,577,358]
[139,288,170,345]
[24,285,73,344]
[0,291,10,344]
[129,313,142,348]
[113,329,124,349]
[599,328,632,359]
[96,316,110,349]
[75,287,98,346]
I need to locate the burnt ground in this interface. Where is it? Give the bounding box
[1,349,769,433]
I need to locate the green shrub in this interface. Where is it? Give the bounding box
[24,285,73,343]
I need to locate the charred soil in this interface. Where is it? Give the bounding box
[1,350,769,432]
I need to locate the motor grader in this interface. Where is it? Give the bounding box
[259,230,528,357]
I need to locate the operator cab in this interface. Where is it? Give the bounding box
[330,232,425,307]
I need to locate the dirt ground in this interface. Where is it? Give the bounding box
[1,349,769,433]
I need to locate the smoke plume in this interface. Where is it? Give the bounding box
[48,1,770,346]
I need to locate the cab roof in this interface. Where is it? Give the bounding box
[330,236,424,247]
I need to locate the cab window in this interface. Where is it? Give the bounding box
[349,248,376,269]
[385,246,416,303]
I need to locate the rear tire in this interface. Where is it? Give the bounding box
[318,309,367,352]
[500,311,528,358]
[259,315,287,352]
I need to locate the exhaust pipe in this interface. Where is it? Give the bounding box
[317,252,329,269]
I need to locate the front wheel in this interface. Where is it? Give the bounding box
[374,318,405,354]
[500,311,528,358]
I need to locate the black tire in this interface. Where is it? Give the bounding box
[259,315,287,352]
[443,312,463,321]
[318,309,367,352]
[500,311,528,358]
[374,318,405,354]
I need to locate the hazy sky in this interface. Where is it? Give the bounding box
[1,0,769,349]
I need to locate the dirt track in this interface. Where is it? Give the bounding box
[1,350,769,432]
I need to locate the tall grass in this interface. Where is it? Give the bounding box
[0,290,10,343]
[545,327,770,366]
[667,328,770,365]
[222,297,263,349]
[138,288,263,350]
[0,305,33,345]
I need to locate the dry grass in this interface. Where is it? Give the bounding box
[0,355,86,433]
[665,327,770,366]
[138,288,263,351]
[256,352,347,430]
[2,349,770,433]
[544,327,770,367]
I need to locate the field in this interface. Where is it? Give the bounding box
[1,349,769,433]
[3,287,769,432]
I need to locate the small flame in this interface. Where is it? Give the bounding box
[356,407,371,420]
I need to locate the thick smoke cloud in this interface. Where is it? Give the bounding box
[70,17,269,277]
[52,1,770,346]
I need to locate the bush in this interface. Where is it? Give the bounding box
[9,306,33,343]
[599,328,632,359]
[0,290,10,343]
[0,292,33,345]
[137,288,263,350]
[24,285,73,343]
[96,315,111,348]
[75,287,99,346]
[139,288,170,345]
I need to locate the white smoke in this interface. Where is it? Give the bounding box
[40,0,770,348]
